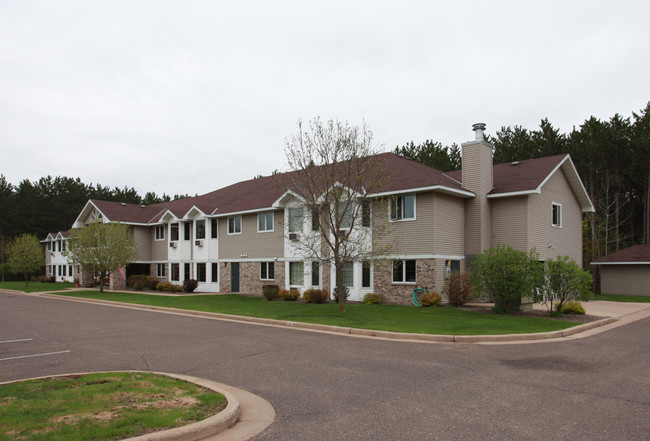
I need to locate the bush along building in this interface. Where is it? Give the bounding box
[63,124,594,304]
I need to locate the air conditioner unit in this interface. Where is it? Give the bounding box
[169,242,177,248]
[195,240,203,247]
[338,230,347,238]
[289,232,299,241]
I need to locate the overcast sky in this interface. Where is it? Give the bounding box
[1,0,648,198]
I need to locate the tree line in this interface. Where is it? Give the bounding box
[0,175,189,268]
[394,102,650,274]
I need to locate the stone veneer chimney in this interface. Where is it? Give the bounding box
[462,123,493,263]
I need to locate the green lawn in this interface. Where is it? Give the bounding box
[53,291,579,335]
[593,293,650,303]
[0,372,226,441]
[0,281,75,292]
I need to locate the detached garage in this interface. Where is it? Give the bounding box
[592,245,650,296]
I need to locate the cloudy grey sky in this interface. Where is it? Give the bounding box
[1,0,648,198]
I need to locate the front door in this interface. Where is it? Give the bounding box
[231,262,240,293]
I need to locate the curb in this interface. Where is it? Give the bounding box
[30,291,628,343]
[0,371,241,441]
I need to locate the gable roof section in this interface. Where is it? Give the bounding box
[591,245,650,265]
[446,154,594,212]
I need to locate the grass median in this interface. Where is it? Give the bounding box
[593,293,650,303]
[0,372,226,441]
[50,291,579,335]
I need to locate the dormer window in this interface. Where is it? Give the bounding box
[196,220,206,239]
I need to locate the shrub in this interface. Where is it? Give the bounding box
[331,286,350,303]
[262,284,280,301]
[471,244,543,313]
[155,281,181,292]
[134,280,145,291]
[362,293,382,304]
[419,291,442,307]
[303,289,328,304]
[279,289,301,301]
[144,276,160,290]
[539,255,592,312]
[559,299,586,315]
[156,282,166,291]
[183,279,199,293]
[128,275,147,289]
[443,272,474,306]
[49,275,56,283]
[37,275,49,283]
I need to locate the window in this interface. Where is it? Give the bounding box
[311,261,320,286]
[47,242,51,251]
[170,223,179,241]
[196,263,206,282]
[184,222,191,240]
[390,195,415,220]
[57,240,62,251]
[157,263,165,277]
[155,225,165,240]
[289,207,303,233]
[68,265,72,276]
[196,220,206,239]
[338,202,353,229]
[289,261,304,285]
[258,212,274,232]
[228,216,242,234]
[362,200,371,227]
[211,263,219,282]
[393,260,416,283]
[211,219,218,238]
[171,263,180,281]
[184,263,191,280]
[311,206,320,231]
[62,265,66,277]
[362,261,371,288]
[58,265,62,276]
[340,262,354,288]
[260,262,274,280]
[552,203,562,228]
[445,260,461,278]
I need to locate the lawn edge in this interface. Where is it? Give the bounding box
[29,291,618,343]
[0,371,240,441]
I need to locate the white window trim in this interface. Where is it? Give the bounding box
[288,261,304,286]
[228,216,242,235]
[392,259,417,284]
[288,207,304,233]
[156,263,165,278]
[169,223,180,242]
[170,263,180,282]
[552,202,562,228]
[389,194,417,222]
[260,261,274,280]
[257,212,275,233]
[154,225,165,241]
[195,219,206,240]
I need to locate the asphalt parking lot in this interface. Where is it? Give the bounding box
[1,291,648,440]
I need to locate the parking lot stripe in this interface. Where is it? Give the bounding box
[0,350,71,361]
[0,338,33,344]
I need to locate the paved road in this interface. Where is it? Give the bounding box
[1,291,648,440]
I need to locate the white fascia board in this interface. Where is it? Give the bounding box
[487,189,540,199]
[213,207,278,218]
[181,205,207,220]
[148,208,170,224]
[590,261,650,265]
[315,182,363,204]
[536,155,594,212]
[157,209,178,223]
[369,185,474,199]
[72,200,106,228]
[375,253,466,260]
[272,190,305,208]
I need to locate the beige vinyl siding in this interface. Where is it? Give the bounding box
[219,211,284,259]
[378,192,434,255]
[600,265,650,296]
[462,141,493,255]
[491,196,528,251]
[151,227,168,261]
[131,226,151,261]
[527,169,582,263]
[433,193,464,255]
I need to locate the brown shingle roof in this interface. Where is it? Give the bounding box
[592,245,650,264]
[445,154,568,195]
[90,153,471,224]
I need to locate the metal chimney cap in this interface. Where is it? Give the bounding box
[472,123,486,140]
